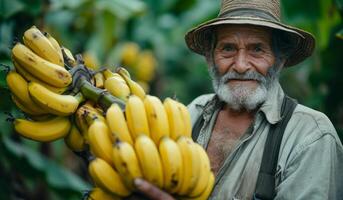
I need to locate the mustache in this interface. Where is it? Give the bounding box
[220,71,267,85]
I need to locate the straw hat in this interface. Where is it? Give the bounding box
[185,0,315,67]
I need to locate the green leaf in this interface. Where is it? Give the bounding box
[336,0,343,11]
[180,0,219,30]
[50,0,89,10]
[0,66,9,89]
[0,0,25,19]
[21,0,43,16]
[2,137,91,191]
[281,0,321,24]
[115,0,146,15]
[0,23,14,56]
[336,28,343,39]
[95,0,146,20]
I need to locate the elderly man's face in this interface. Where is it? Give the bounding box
[210,25,278,111]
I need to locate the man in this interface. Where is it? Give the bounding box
[132,0,343,199]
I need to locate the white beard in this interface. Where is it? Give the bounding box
[209,66,279,111]
[215,80,268,111]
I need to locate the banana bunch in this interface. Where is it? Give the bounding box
[68,94,214,199]
[4,25,214,200]
[6,26,86,142]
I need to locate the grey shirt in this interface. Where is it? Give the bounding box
[187,83,343,200]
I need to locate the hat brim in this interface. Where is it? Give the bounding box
[185,17,315,67]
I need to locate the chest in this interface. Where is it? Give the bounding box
[206,113,252,175]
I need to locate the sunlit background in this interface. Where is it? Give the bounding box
[0,0,342,199]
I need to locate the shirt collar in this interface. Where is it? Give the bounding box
[195,95,223,122]
[259,82,285,124]
[195,82,285,125]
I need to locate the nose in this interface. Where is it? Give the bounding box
[232,49,251,73]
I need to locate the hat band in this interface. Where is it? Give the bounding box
[219,8,280,23]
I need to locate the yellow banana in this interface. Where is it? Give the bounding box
[188,143,211,197]
[181,172,215,200]
[11,95,53,122]
[104,77,131,101]
[88,120,114,166]
[83,52,100,70]
[112,140,142,189]
[134,135,164,188]
[102,69,115,79]
[106,104,134,145]
[95,106,105,117]
[144,95,169,145]
[81,104,107,132]
[164,98,185,140]
[102,69,124,80]
[176,136,201,195]
[88,158,131,197]
[121,42,139,67]
[177,102,192,138]
[28,114,54,121]
[6,71,47,115]
[12,43,72,87]
[11,94,40,116]
[43,32,64,66]
[116,66,130,76]
[125,95,150,139]
[61,46,76,67]
[28,82,82,116]
[117,67,146,100]
[134,50,156,82]
[80,103,106,125]
[158,137,183,193]
[85,187,122,200]
[23,26,64,66]
[14,116,71,142]
[64,124,87,152]
[75,103,106,143]
[75,107,90,142]
[94,72,105,88]
[13,60,67,94]
[137,81,150,93]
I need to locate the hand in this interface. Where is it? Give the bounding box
[125,178,175,200]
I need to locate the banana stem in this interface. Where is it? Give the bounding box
[79,79,125,111]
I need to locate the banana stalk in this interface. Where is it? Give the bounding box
[79,78,125,111]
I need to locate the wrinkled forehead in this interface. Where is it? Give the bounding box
[215,24,272,44]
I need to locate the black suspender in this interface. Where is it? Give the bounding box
[254,96,297,200]
[191,96,297,200]
[191,112,205,141]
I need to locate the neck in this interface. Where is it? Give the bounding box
[223,103,256,122]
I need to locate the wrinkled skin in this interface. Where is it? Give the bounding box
[213,25,275,92]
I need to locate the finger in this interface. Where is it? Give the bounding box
[134,178,175,200]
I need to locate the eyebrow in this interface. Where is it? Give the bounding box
[216,41,267,48]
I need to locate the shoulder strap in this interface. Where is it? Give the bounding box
[254,96,297,200]
[192,113,204,141]
[191,96,223,141]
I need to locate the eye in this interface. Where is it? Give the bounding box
[254,46,262,52]
[222,44,235,52]
[251,44,265,53]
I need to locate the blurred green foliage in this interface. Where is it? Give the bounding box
[0,0,342,199]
